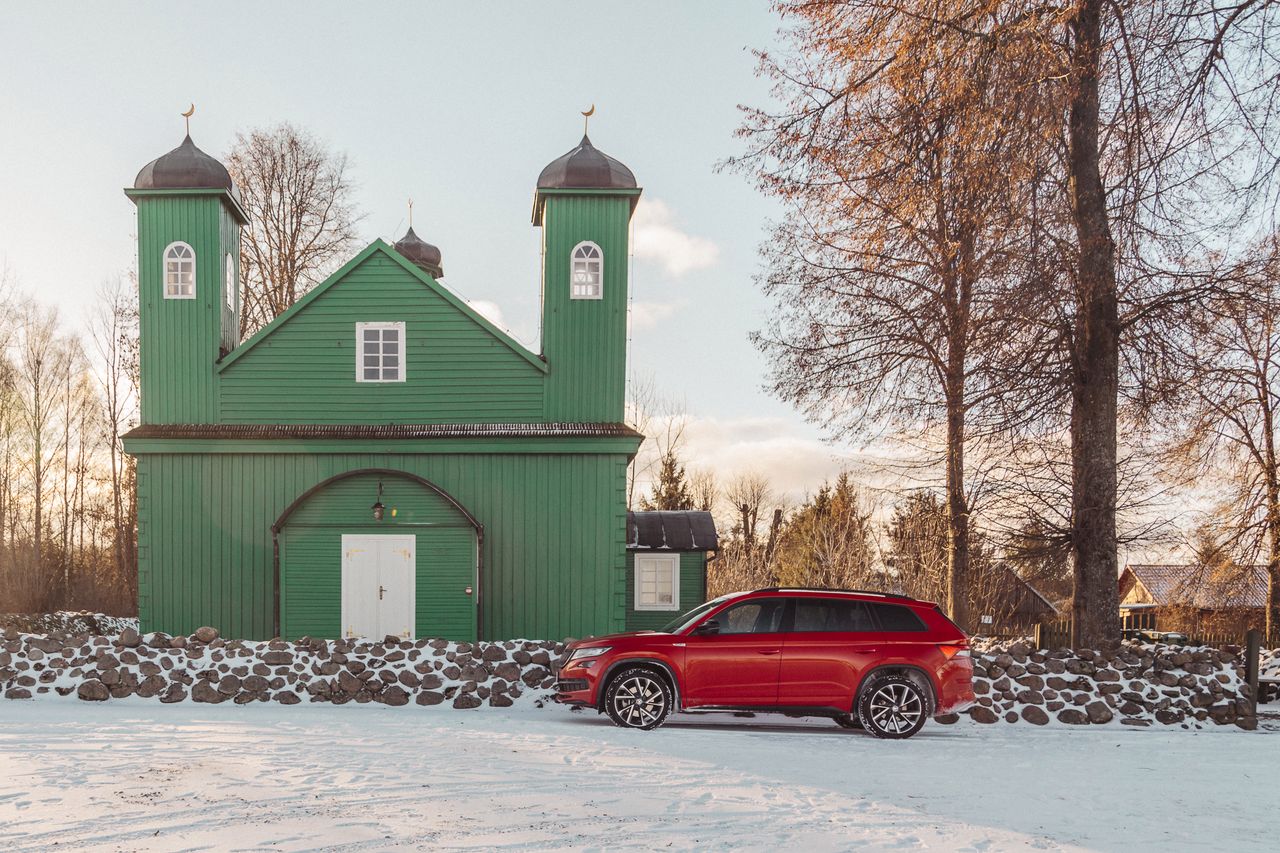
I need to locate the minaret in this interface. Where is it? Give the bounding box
[126,124,247,424]
[393,202,444,279]
[532,127,641,422]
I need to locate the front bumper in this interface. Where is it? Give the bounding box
[551,661,602,706]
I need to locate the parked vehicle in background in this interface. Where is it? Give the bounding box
[554,588,974,739]
[1121,629,1190,645]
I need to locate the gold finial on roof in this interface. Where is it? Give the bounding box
[181,103,195,135]
[408,197,414,228]
[581,103,595,135]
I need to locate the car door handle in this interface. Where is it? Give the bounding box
[758,649,781,655]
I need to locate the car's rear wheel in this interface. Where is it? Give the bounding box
[604,667,672,730]
[833,713,863,730]
[857,673,929,739]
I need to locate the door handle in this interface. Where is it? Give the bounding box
[379,585,387,600]
[758,649,781,655]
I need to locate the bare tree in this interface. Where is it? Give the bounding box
[1165,237,1280,636]
[625,374,689,509]
[738,0,1280,644]
[689,468,718,513]
[10,301,74,599]
[89,277,139,588]
[226,123,362,337]
[732,0,1053,630]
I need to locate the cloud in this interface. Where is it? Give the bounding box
[632,198,719,277]
[466,299,506,329]
[629,300,678,330]
[632,413,862,507]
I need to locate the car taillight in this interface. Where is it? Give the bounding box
[938,644,970,660]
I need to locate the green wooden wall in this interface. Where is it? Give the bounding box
[623,551,707,631]
[130,190,241,424]
[279,473,476,640]
[540,192,634,422]
[128,444,632,641]
[219,249,546,424]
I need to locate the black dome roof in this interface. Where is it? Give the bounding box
[134,134,235,191]
[394,226,443,278]
[537,134,636,190]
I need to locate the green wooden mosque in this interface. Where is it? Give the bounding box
[122,122,716,642]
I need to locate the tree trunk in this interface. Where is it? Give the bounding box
[1068,0,1121,647]
[945,392,970,631]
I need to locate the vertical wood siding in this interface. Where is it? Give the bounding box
[136,450,629,641]
[218,252,545,423]
[540,195,631,422]
[135,195,239,423]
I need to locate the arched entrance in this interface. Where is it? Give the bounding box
[272,469,480,641]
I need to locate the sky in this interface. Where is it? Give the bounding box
[0,1,873,504]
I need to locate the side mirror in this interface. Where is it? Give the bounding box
[693,619,720,636]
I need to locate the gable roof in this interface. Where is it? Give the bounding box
[627,511,719,551]
[1121,564,1268,609]
[218,240,547,374]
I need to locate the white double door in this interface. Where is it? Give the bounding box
[341,534,415,640]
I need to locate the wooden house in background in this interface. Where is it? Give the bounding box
[1119,563,1267,634]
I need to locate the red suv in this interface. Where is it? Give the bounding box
[554,588,974,739]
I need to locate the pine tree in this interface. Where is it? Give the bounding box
[640,449,694,511]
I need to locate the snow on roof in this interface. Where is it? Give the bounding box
[1123,563,1268,609]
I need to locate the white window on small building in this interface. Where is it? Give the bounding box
[570,241,603,299]
[164,242,195,299]
[634,554,680,611]
[356,322,406,383]
[224,253,236,313]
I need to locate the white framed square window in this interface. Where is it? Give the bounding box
[356,322,406,383]
[634,554,680,611]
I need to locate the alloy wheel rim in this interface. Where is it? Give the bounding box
[612,676,666,727]
[868,683,923,734]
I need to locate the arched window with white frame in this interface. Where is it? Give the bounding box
[164,242,196,299]
[570,241,603,300]
[224,253,236,312]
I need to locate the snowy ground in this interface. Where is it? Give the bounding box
[1,702,1275,852]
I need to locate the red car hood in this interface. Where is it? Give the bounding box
[570,630,668,646]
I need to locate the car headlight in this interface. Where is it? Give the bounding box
[567,646,611,662]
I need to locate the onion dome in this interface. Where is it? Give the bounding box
[134,134,235,192]
[536,134,636,190]
[394,226,444,278]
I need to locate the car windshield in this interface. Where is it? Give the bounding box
[658,598,725,634]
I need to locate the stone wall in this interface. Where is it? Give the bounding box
[0,626,563,709]
[964,640,1257,729]
[0,626,1265,729]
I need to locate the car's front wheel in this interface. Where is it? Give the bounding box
[604,667,673,730]
[857,673,929,739]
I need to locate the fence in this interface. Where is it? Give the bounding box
[1028,619,1278,650]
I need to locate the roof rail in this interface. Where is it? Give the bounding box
[756,587,917,601]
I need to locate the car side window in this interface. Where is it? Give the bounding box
[714,599,787,634]
[792,598,875,632]
[871,603,927,632]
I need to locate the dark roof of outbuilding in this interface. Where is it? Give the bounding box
[393,227,443,278]
[123,422,643,441]
[537,134,636,190]
[134,134,236,192]
[1121,564,1267,609]
[627,511,719,552]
